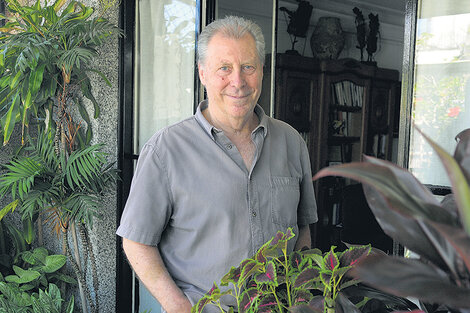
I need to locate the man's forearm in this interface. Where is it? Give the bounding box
[294,225,311,250]
[122,238,192,313]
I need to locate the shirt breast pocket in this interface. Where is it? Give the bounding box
[271,176,300,227]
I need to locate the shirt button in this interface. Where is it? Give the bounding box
[252,211,257,217]
[226,144,232,150]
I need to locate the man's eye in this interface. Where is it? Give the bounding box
[243,65,255,73]
[219,66,230,71]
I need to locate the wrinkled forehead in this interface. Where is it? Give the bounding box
[202,32,260,65]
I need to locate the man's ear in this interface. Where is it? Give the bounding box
[198,63,206,86]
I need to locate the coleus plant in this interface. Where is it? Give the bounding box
[192,228,377,313]
[314,128,470,313]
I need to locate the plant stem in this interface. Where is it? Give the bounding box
[271,286,284,313]
[0,221,5,255]
[64,228,91,313]
[37,215,43,246]
[283,249,292,307]
[80,223,100,313]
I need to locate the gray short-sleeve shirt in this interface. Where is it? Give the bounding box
[116,101,318,308]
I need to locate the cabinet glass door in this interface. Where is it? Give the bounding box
[407,0,470,186]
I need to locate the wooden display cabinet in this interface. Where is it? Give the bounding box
[260,54,399,252]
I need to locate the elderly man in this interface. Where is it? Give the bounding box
[117,16,318,313]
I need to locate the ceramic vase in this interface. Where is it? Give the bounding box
[310,17,345,60]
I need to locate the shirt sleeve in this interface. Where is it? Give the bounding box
[297,137,318,226]
[116,143,172,246]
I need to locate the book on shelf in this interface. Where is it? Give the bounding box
[330,81,364,108]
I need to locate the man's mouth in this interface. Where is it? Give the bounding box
[227,94,249,99]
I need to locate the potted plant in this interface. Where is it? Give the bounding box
[314,128,470,312]
[192,228,416,313]
[0,1,120,312]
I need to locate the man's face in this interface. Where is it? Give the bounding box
[198,32,263,121]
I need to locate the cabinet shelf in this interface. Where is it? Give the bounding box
[328,136,360,145]
[330,105,362,112]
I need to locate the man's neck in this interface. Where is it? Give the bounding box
[202,106,259,139]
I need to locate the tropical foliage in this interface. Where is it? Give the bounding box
[192,228,416,313]
[314,128,470,313]
[0,132,117,232]
[0,242,76,313]
[0,0,121,312]
[0,0,120,146]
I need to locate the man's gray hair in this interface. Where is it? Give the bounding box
[197,16,265,66]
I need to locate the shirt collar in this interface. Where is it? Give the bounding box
[195,100,268,139]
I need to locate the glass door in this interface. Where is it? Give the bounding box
[134,0,199,312]
[403,0,470,187]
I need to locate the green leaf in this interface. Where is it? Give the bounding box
[22,216,35,245]
[86,68,111,87]
[239,259,263,285]
[338,278,360,290]
[0,75,9,88]
[65,295,74,313]
[0,199,19,221]
[324,247,339,271]
[293,267,320,289]
[53,0,68,12]
[50,272,77,285]
[10,71,23,90]
[239,287,260,312]
[7,265,41,284]
[254,260,277,286]
[339,244,370,268]
[221,266,241,286]
[28,63,45,96]
[19,283,35,291]
[23,247,48,265]
[2,91,20,145]
[80,77,100,118]
[42,254,66,273]
[4,222,27,255]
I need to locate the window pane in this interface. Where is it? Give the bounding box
[135,0,197,152]
[409,0,470,186]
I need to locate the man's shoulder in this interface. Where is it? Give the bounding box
[146,116,201,147]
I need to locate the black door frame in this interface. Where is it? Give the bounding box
[116,0,137,311]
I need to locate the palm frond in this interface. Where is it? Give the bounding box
[63,192,101,228]
[20,184,61,221]
[57,46,97,74]
[0,199,19,221]
[63,143,109,191]
[0,156,43,200]
[27,131,60,172]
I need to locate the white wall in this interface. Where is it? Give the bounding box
[218,0,406,74]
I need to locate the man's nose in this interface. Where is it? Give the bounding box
[229,68,246,88]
